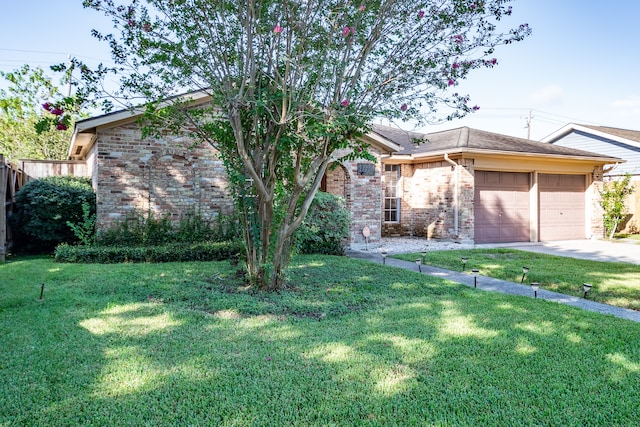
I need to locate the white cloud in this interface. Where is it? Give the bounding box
[611,96,640,108]
[610,96,640,118]
[530,85,564,107]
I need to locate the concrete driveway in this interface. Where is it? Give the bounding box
[477,239,640,265]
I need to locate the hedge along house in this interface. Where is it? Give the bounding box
[371,125,622,243]
[68,94,399,245]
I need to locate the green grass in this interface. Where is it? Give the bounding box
[395,249,640,311]
[614,233,640,242]
[2,255,640,426]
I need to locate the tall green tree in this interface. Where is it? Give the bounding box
[600,174,635,239]
[0,65,77,161]
[76,0,530,290]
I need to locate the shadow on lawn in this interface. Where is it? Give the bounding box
[2,257,640,425]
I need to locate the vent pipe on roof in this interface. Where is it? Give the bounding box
[443,153,459,236]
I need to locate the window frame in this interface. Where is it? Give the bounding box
[383,164,400,223]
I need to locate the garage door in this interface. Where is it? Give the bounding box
[539,174,585,241]
[474,171,530,243]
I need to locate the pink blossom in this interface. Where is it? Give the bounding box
[506,6,513,15]
[452,62,460,69]
[418,10,425,19]
[472,105,480,111]
[451,34,464,43]
[143,22,152,32]
[42,102,52,111]
[400,103,408,112]
[359,4,365,11]
[342,26,351,37]
[341,99,349,107]
[274,24,283,33]
[50,108,64,116]
[56,122,68,131]
[266,356,271,361]
[448,79,455,86]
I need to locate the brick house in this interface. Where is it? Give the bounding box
[68,101,620,245]
[370,125,620,243]
[68,98,398,245]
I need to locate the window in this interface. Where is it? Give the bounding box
[383,164,400,222]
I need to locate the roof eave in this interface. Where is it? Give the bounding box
[69,91,215,159]
[361,132,402,153]
[389,148,623,165]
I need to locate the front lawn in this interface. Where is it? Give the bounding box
[614,233,640,243]
[395,249,640,311]
[1,256,639,425]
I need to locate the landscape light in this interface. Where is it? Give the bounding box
[521,266,530,284]
[531,282,540,299]
[471,268,479,288]
[461,257,468,271]
[583,283,592,298]
[421,250,427,264]
[381,251,388,265]
[415,258,422,273]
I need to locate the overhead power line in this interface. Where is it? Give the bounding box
[0,47,71,55]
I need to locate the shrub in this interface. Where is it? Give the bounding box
[174,210,241,243]
[54,240,244,263]
[67,201,97,246]
[11,176,95,253]
[296,192,350,255]
[95,210,240,246]
[600,174,635,239]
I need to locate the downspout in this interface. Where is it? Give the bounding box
[443,153,459,236]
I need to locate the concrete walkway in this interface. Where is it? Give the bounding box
[478,239,640,265]
[348,249,640,323]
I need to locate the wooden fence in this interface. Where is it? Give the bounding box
[621,182,640,234]
[1,155,24,261]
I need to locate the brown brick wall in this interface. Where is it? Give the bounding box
[348,160,382,244]
[382,158,474,241]
[94,124,233,229]
[93,125,384,244]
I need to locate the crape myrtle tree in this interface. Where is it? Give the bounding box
[74,0,530,290]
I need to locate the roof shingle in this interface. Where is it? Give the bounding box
[372,124,621,160]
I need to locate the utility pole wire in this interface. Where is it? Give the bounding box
[66,54,74,97]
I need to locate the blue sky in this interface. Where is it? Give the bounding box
[1,1,639,140]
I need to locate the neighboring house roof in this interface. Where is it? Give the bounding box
[372,124,622,163]
[542,123,640,149]
[541,123,640,176]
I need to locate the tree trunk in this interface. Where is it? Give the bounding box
[609,218,619,239]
